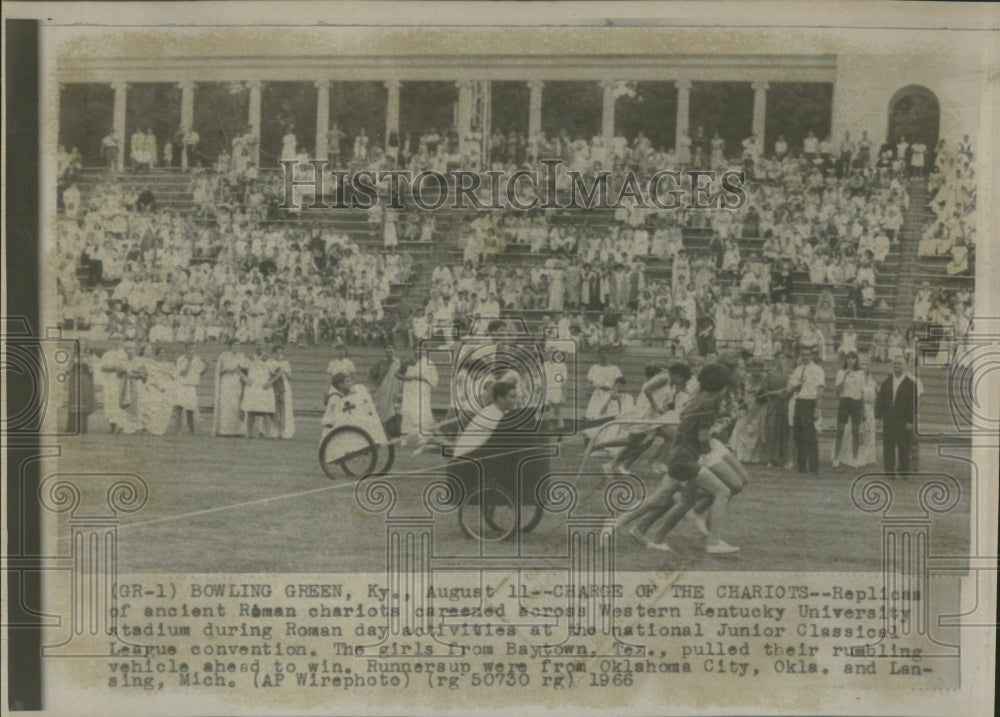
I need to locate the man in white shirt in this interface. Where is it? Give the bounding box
[326,341,356,384]
[787,348,825,473]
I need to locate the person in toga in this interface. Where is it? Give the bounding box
[172,344,205,435]
[370,343,404,438]
[66,343,96,433]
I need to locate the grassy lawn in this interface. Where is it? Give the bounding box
[52,415,972,574]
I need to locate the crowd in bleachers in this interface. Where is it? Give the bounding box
[54,176,413,347]
[57,108,978,375]
[402,131,926,362]
[918,137,976,275]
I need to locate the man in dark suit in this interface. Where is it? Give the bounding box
[874,356,917,476]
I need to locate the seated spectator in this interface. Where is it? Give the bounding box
[838,324,859,359]
[945,238,970,275]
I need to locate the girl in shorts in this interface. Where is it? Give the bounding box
[618,363,746,554]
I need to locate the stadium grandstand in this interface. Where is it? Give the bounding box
[51,48,976,442]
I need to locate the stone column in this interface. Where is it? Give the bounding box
[527,80,544,140]
[456,80,473,137]
[111,81,127,170]
[247,80,262,165]
[601,80,618,164]
[315,80,330,160]
[752,81,769,142]
[178,81,195,168]
[53,84,63,154]
[385,80,401,149]
[675,79,691,152]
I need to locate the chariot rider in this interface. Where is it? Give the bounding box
[323,372,387,445]
[445,381,525,509]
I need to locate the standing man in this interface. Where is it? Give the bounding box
[875,356,917,476]
[102,128,119,171]
[761,355,789,468]
[787,348,825,474]
[327,123,346,169]
[326,340,355,385]
[66,343,96,434]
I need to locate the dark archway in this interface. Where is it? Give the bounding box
[887,85,939,148]
[192,82,249,168]
[617,82,677,151]
[541,81,601,142]
[689,82,753,157]
[59,83,114,165]
[259,81,316,167]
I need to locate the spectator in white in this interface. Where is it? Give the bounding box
[869,327,889,363]
[327,123,346,167]
[860,280,876,316]
[895,136,909,171]
[787,348,825,474]
[909,139,927,178]
[130,128,148,168]
[802,131,818,161]
[817,135,833,167]
[676,128,692,168]
[144,128,158,168]
[102,128,119,171]
[353,128,369,162]
[913,281,933,322]
[585,346,624,428]
[838,324,859,360]
[945,238,970,275]
[63,183,82,219]
[838,132,855,177]
[400,351,438,439]
[281,126,297,161]
[887,326,907,362]
[475,292,501,319]
[326,340,355,383]
[268,345,295,439]
[772,133,787,159]
[182,125,200,169]
[383,209,398,248]
[171,343,205,434]
[857,131,873,167]
[957,134,973,160]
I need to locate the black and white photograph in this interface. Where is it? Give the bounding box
[3,3,998,715]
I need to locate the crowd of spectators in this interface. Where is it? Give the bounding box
[53,176,412,347]
[918,137,976,276]
[400,130,927,362]
[57,112,977,375]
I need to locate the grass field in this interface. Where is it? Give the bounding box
[52,413,972,574]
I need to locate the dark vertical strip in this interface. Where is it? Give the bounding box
[5,18,43,712]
